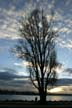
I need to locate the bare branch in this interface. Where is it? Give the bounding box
[12,8,59,102]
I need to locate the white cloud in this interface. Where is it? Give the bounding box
[14,61,32,67]
[0,9,19,39]
[0,0,37,40]
[55,64,65,74]
[0,0,72,51]
[55,36,72,50]
[59,27,71,34]
[64,40,72,49]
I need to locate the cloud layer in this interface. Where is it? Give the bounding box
[0,0,72,85]
[0,67,36,92]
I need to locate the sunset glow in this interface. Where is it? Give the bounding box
[48,87,64,93]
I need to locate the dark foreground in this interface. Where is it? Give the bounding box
[0,101,72,108]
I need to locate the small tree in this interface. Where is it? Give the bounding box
[13,9,58,102]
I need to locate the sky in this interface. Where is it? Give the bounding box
[0,0,72,92]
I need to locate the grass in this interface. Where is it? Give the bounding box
[0,100,72,108]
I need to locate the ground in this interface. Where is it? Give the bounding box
[0,100,72,108]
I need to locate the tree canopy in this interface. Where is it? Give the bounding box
[13,9,58,102]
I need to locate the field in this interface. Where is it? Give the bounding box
[0,101,72,108]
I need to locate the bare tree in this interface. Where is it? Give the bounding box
[13,9,58,102]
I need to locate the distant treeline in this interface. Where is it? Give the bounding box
[0,89,72,96]
[0,89,38,95]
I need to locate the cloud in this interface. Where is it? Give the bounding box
[0,10,19,39]
[0,72,17,80]
[0,78,36,92]
[62,40,72,49]
[0,0,72,52]
[56,37,72,50]
[0,1,71,34]
[14,61,32,67]
[59,27,71,34]
[55,63,72,78]
[64,68,72,74]
[0,67,36,92]
[0,68,26,80]
[55,63,65,74]
[0,68,35,92]
[0,0,37,40]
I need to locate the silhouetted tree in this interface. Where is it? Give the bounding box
[13,9,58,102]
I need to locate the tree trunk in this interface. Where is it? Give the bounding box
[39,90,46,103]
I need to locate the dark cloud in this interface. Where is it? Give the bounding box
[0,79,35,92]
[64,68,72,74]
[55,78,72,86]
[0,67,72,91]
[0,68,28,80]
[0,67,34,91]
[0,68,35,91]
[0,72,17,80]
